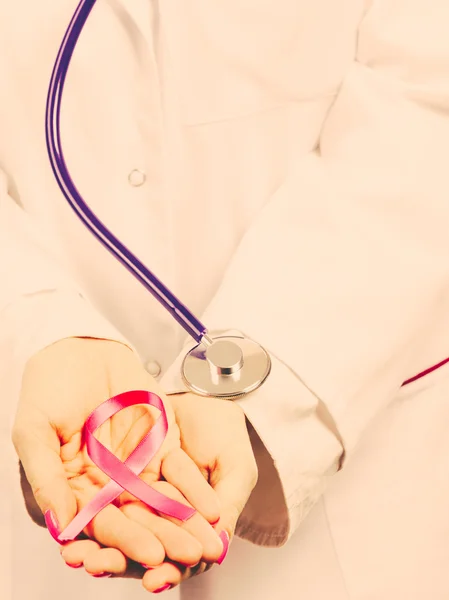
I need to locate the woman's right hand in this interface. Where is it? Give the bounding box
[11,337,224,576]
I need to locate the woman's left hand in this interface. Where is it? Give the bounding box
[12,339,225,578]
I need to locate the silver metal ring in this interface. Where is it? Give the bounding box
[181,334,271,398]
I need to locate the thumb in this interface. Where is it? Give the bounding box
[12,412,77,544]
[210,464,257,566]
[212,453,258,537]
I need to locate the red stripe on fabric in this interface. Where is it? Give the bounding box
[402,357,449,387]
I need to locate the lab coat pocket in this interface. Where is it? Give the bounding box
[160,0,362,125]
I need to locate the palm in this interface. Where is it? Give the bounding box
[17,339,186,539]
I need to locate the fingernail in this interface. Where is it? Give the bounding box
[66,563,83,569]
[141,564,155,570]
[91,572,112,578]
[217,531,230,566]
[153,584,172,593]
[44,510,64,545]
[210,518,220,526]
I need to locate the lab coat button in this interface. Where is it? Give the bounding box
[145,360,161,378]
[128,169,146,187]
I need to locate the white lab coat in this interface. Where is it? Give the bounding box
[1,1,449,598]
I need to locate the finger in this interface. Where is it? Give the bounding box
[83,547,128,577]
[12,411,78,541]
[149,480,224,562]
[61,539,101,568]
[211,460,257,554]
[142,562,183,593]
[161,448,220,524]
[85,503,165,567]
[121,502,203,566]
[62,540,128,576]
[142,560,214,592]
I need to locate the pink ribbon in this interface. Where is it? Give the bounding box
[58,390,195,541]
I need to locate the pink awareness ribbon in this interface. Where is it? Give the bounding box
[57,390,195,542]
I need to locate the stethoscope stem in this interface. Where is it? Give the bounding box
[45,0,208,344]
[201,334,214,347]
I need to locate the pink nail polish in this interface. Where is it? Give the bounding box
[217,531,230,566]
[92,572,112,578]
[44,510,65,545]
[210,518,220,526]
[141,564,155,570]
[67,563,83,569]
[153,584,172,594]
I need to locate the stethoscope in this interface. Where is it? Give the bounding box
[45,0,271,399]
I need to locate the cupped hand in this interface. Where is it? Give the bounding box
[11,338,224,572]
[61,391,258,592]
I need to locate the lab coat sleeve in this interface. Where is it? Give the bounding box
[163,49,449,544]
[0,170,134,412]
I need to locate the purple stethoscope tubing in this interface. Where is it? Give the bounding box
[45,0,207,344]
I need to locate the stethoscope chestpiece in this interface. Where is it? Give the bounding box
[181,334,271,399]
